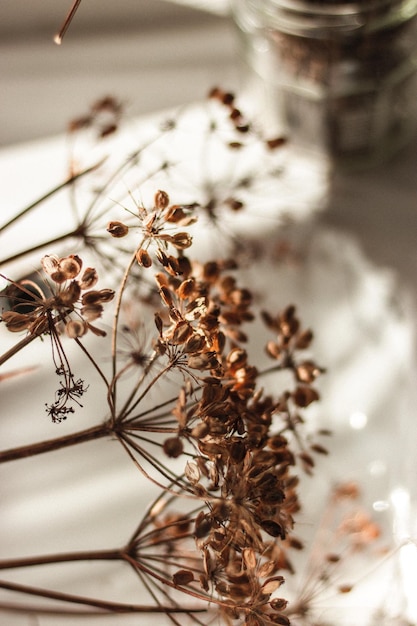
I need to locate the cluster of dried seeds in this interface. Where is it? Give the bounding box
[0,90,387,625]
[2,254,114,338]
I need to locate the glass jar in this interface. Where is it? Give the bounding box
[232,0,417,167]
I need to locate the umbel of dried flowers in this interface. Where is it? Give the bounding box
[0,90,389,624]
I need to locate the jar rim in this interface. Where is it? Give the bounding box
[239,0,417,34]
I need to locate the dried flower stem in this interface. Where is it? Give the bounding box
[0,332,39,367]
[109,247,143,416]
[0,159,105,235]
[0,548,123,570]
[0,578,204,615]
[54,0,83,45]
[117,360,174,423]
[0,227,86,267]
[0,423,110,464]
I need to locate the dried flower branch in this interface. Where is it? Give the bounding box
[54,0,83,45]
[0,90,401,625]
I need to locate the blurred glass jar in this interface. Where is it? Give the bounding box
[232,0,417,167]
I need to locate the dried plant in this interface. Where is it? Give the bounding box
[0,89,405,625]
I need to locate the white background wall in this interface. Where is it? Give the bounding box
[1,0,237,146]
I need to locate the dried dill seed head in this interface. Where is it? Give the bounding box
[2,254,114,338]
[1,88,397,626]
[1,254,114,422]
[106,189,196,274]
[208,86,287,148]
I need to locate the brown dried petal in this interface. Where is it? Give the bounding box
[194,513,212,538]
[156,249,169,267]
[154,190,170,210]
[185,460,200,484]
[154,272,169,289]
[169,307,183,323]
[159,286,173,307]
[135,248,152,268]
[41,254,59,275]
[107,221,129,238]
[269,615,290,626]
[187,352,213,371]
[261,576,285,595]
[81,303,103,321]
[280,305,299,337]
[2,311,34,332]
[172,570,194,586]
[87,323,107,337]
[296,360,322,383]
[203,261,220,282]
[66,319,87,338]
[190,422,209,439]
[333,481,360,500]
[310,443,329,455]
[288,536,304,550]
[242,548,256,570]
[79,267,98,290]
[299,451,315,469]
[295,328,314,349]
[225,197,244,211]
[142,211,157,230]
[81,289,114,305]
[59,280,81,306]
[50,270,67,284]
[183,334,206,354]
[172,321,193,344]
[154,313,164,335]
[269,598,289,611]
[60,255,82,279]
[227,347,247,368]
[268,435,288,450]
[99,123,117,138]
[163,437,183,458]
[96,288,115,303]
[163,255,179,276]
[266,136,287,150]
[164,204,184,222]
[258,560,277,578]
[164,205,196,225]
[177,278,195,300]
[68,115,92,132]
[171,232,192,250]
[260,520,286,539]
[230,439,247,463]
[293,385,319,407]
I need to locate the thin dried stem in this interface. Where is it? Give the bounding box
[0,548,123,570]
[0,423,110,464]
[0,227,85,267]
[0,332,39,368]
[54,0,83,45]
[118,360,174,423]
[110,246,143,416]
[0,578,204,614]
[0,159,105,234]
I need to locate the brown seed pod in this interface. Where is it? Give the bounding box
[172,569,194,586]
[154,189,170,210]
[106,221,129,238]
[163,437,183,458]
[136,248,152,268]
